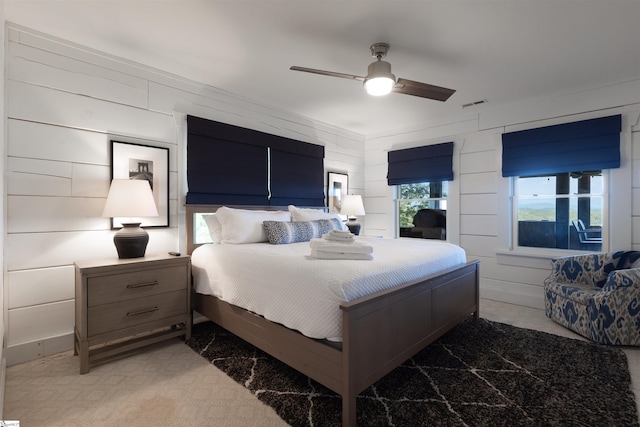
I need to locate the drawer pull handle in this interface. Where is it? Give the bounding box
[126,281,159,289]
[127,306,159,317]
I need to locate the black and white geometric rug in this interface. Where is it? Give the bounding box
[186,318,639,426]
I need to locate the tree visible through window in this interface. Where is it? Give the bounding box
[515,171,603,251]
[398,182,448,239]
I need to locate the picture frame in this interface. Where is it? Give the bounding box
[110,140,170,228]
[327,172,348,215]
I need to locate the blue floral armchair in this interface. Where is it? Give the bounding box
[544,251,640,346]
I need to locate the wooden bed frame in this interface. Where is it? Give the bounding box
[186,204,480,426]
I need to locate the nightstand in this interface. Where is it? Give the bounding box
[74,254,191,374]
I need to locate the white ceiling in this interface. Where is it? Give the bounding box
[4,0,640,136]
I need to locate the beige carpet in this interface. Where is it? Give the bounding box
[3,338,287,427]
[3,299,639,426]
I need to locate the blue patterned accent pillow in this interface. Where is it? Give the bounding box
[263,220,340,244]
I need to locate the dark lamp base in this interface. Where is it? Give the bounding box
[113,223,149,258]
[346,221,361,236]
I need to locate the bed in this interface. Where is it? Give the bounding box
[186,204,479,426]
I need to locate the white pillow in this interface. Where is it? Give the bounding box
[216,206,291,244]
[203,214,222,244]
[288,205,348,231]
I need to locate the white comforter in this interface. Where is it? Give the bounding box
[191,237,467,341]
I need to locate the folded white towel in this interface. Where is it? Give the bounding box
[310,249,374,260]
[309,238,373,254]
[329,229,353,236]
[323,229,355,242]
[323,234,355,242]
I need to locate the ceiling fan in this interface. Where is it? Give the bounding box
[290,43,456,101]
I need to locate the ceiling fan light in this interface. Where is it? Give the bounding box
[365,77,395,96]
[364,60,396,96]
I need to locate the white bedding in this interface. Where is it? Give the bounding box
[191,237,467,341]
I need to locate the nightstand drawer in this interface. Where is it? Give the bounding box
[87,290,187,337]
[88,265,188,307]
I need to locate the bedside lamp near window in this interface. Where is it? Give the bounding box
[102,179,159,259]
[341,194,366,235]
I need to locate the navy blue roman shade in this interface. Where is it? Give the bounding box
[270,146,325,206]
[186,132,268,205]
[186,116,324,206]
[387,142,454,185]
[502,115,622,177]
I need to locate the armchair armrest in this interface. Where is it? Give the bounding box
[545,253,610,287]
[591,268,640,340]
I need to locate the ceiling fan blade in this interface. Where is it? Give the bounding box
[393,78,456,101]
[290,66,365,82]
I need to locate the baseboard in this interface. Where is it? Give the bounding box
[5,333,74,367]
[4,319,205,366]
[479,288,545,310]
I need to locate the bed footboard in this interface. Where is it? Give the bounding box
[340,260,480,426]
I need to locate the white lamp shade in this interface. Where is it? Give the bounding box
[340,195,366,217]
[102,179,159,218]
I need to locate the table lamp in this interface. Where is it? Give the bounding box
[102,179,159,258]
[340,194,365,235]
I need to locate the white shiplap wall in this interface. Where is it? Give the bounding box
[3,24,364,365]
[364,80,640,309]
[0,2,7,417]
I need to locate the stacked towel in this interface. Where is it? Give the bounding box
[310,238,373,253]
[309,251,373,260]
[309,237,374,260]
[323,229,355,243]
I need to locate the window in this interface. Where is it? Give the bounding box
[193,213,213,245]
[514,171,603,251]
[502,115,620,253]
[397,182,448,239]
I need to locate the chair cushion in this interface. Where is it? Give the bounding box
[545,282,600,307]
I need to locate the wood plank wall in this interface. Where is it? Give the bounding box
[0,6,6,417]
[4,24,364,365]
[363,83,640,309]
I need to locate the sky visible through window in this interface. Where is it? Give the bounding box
[517,174,603,224]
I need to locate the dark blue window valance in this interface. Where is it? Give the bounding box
[502,115,621,177]
[186,116,324,206]
[387,142,454,185]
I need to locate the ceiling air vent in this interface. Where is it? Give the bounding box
[462,99,488,108]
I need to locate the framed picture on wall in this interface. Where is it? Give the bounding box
[110,140,170,228]
[327,172,348,214]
